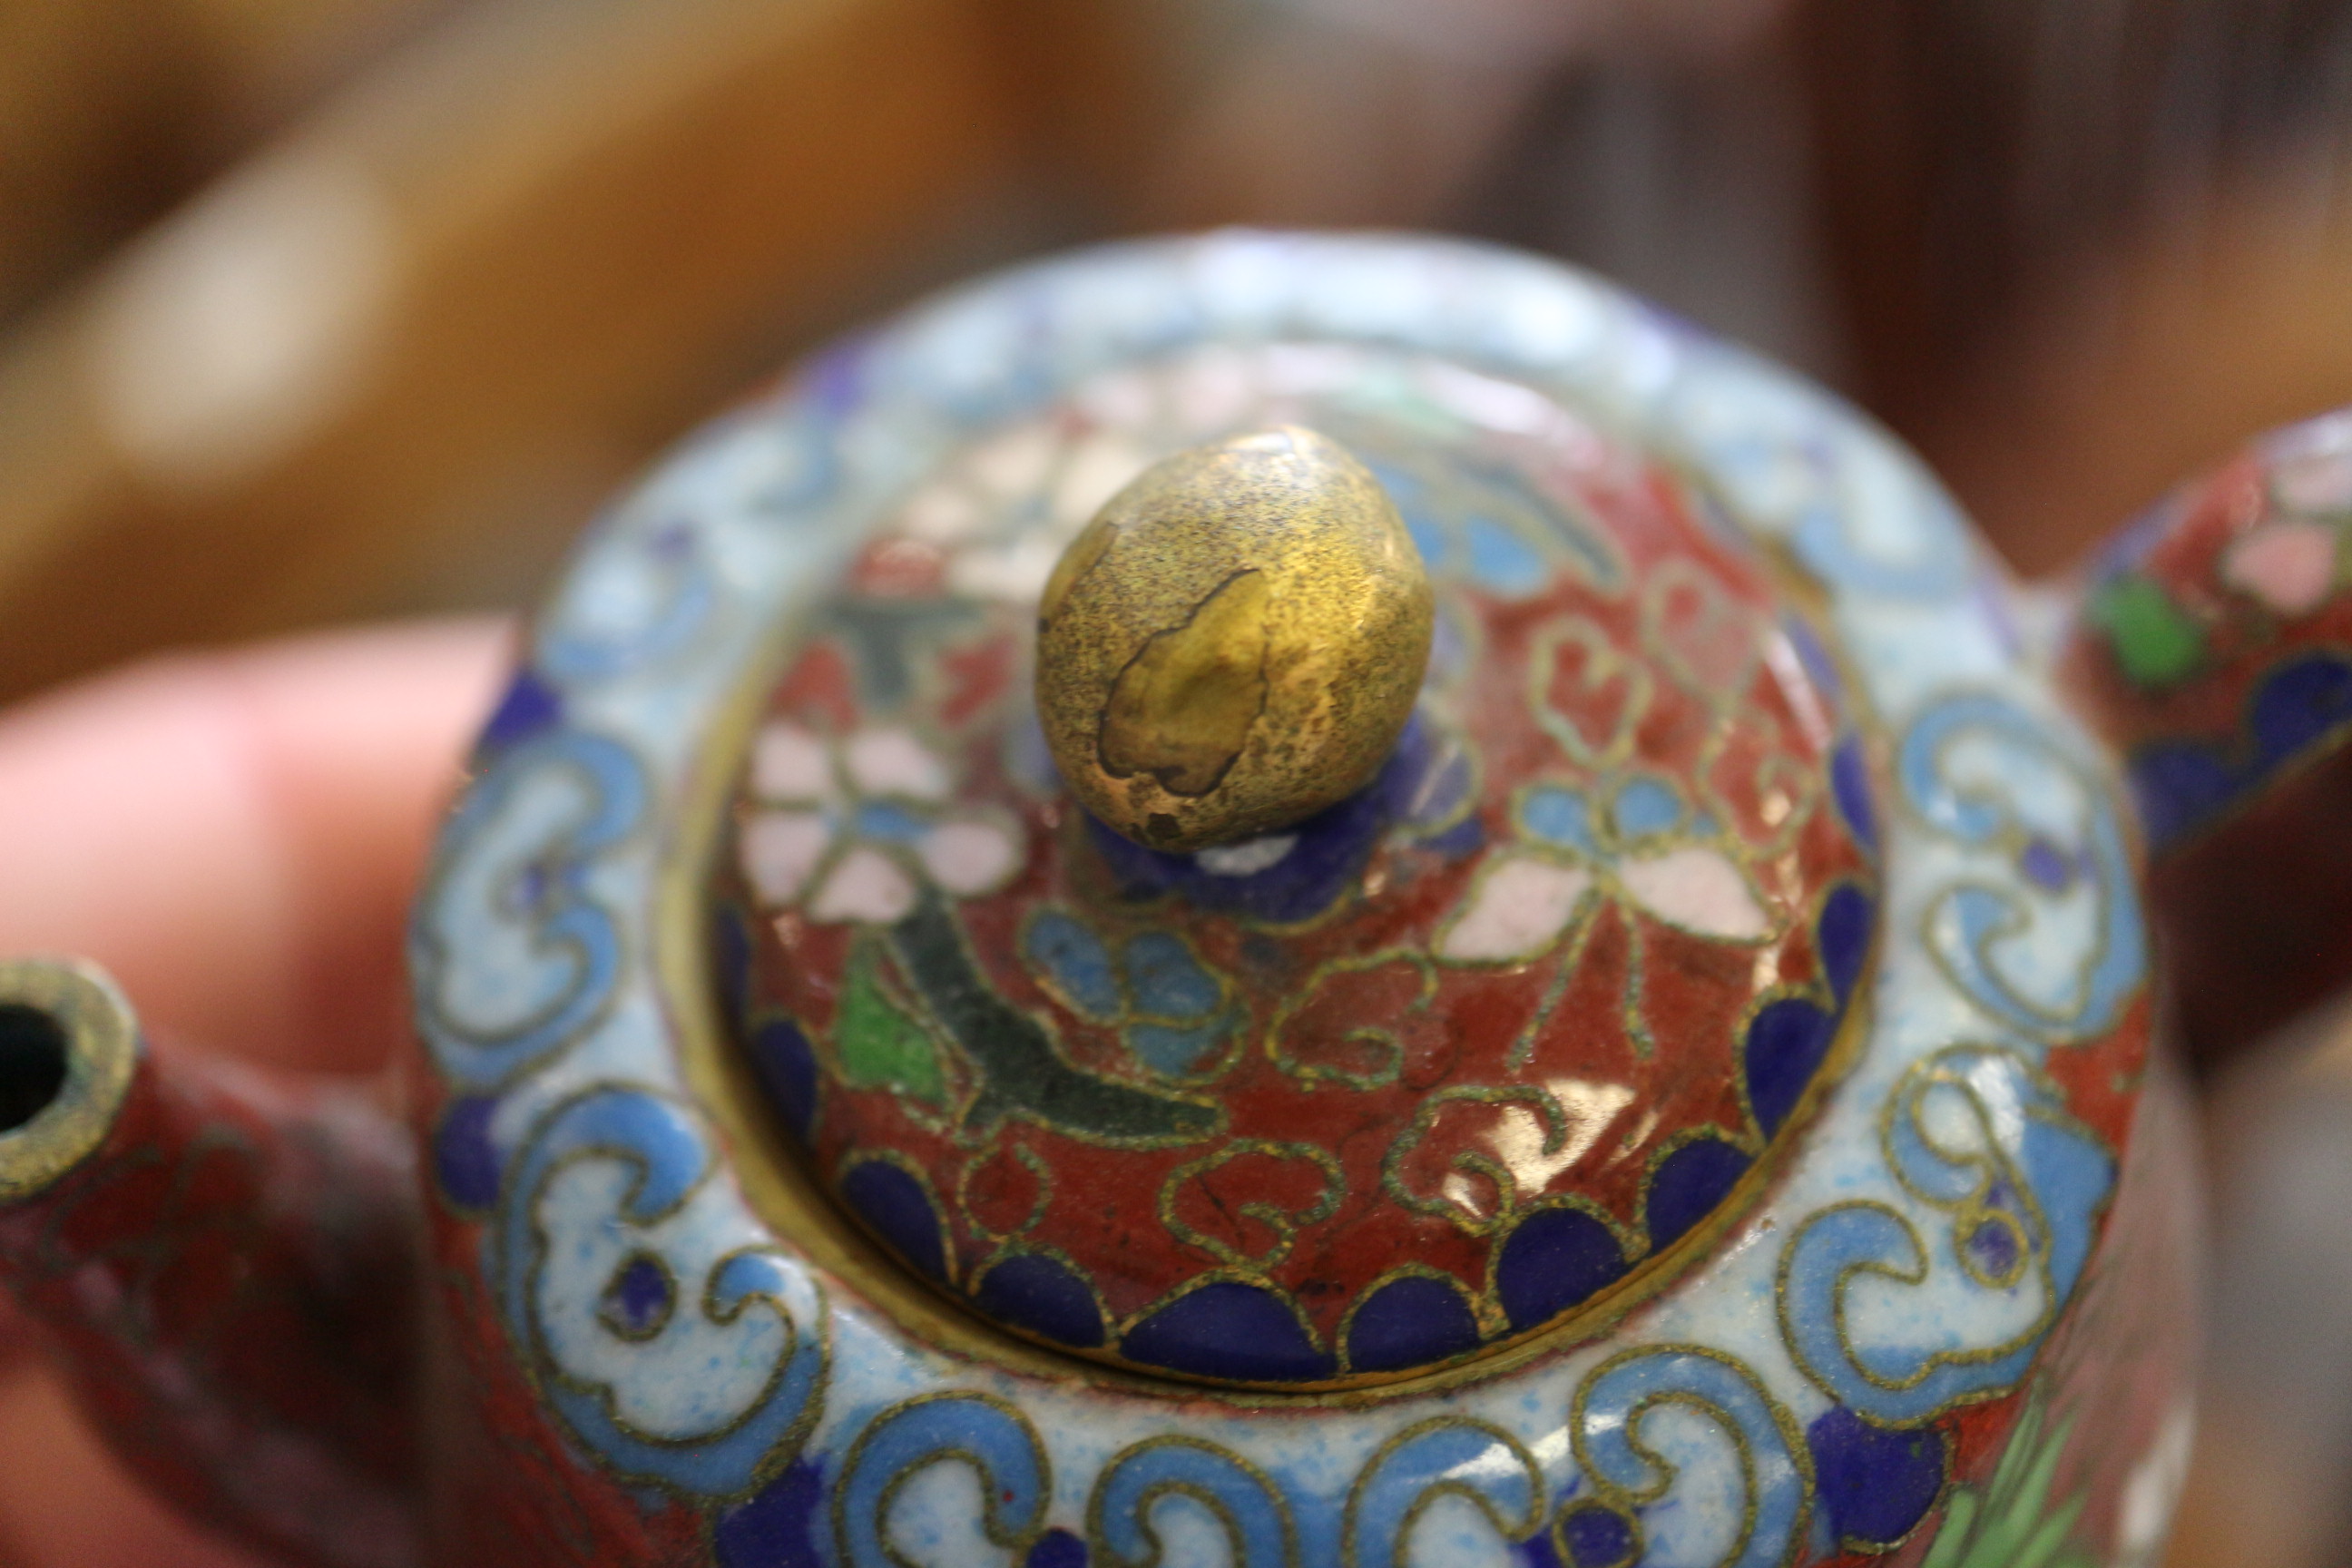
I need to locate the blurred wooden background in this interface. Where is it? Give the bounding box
[15,3,2352,1565]
[15,0,2352,703]
[0,0,1172,699]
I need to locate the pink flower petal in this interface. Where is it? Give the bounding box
[1438,856,1594,963]
[919,819,1021,896]
[750,722,834,802]
[2224,520,2337,615]
[1619,847,1769,940]
[843,727,950,801]
[739,810,830,905]
[808,847,916,924]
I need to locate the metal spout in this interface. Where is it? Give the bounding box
[0,958,422,1568]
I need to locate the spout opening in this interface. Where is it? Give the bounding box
[0,1006,68,1132]
[0,960,138,1203]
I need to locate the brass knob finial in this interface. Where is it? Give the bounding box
[1034,426,1434,853]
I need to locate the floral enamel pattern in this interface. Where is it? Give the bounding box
[2062,407,2352,1042]
[716,345,1882,1386]
[2067,410,2352,842]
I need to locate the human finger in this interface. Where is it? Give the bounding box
[0,618,510,1073]
[0,1356,269,1568]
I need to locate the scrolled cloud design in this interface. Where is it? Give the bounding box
[412,730,646,1091]
[537,520,720,684]
[1088,1436,1297,1568]
[1664,350,1974,603]
[1899,692,2147,1044]
[1571,1346,1812,1568]
[1775,1046,2113,1427]
[1342,1417,1542,1568]
[833,1393,1048,1568]
[496,1086,828,1496]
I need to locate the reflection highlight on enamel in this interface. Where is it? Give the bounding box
[1438,1078,1640,1224]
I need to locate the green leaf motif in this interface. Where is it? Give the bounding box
[834,936,946,1104]
[2089,575,2207,689]
[1918,1396,2096,1568]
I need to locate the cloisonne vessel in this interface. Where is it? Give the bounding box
[17,229,2352,1568]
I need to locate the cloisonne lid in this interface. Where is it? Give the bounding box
[712,288,1880,1389]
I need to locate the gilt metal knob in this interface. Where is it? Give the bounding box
[1034,426,1435,852]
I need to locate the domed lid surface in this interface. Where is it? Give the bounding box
[716,339,1880,1387]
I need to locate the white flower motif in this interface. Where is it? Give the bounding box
[1438,778,1772,964]
[897,421,1157,606]
[740,720,1021,924]
[1614,845,1769,940]
[2224,518,2337,614]
[1439,856,1595,963]
[807,846,916,924]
